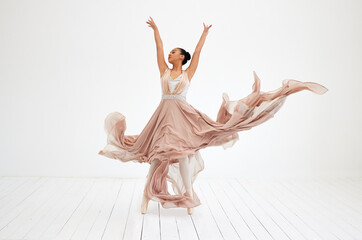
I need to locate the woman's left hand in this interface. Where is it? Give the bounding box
[203,22,212,34]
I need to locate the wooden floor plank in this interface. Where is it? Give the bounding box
[0,177,49,235]
[24,178,86,240]
[159,199,180,240]
[172,207,198,240]
[191,182,224,240]
[5,178,74,240]
[0,177,33,200]
[209,179,259,240]
[280,179,357,239]
[121,179,144,240]
[320,178,362,208]
[240,179,307,240]
[101,180,136,240]
[297,178,362,238]
[39,178,95,239]
[223,179,274,240]
[0,177,44,215]
[85,179,123,240]
[198,179,241,240]
[232,178,291,240]
[271,179,340,240]
[141,200,160,240]
[68,178,115,240]
[243,178,320,240]
[53,178,101,240]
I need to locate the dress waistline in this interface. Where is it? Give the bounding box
[162,94,186,101]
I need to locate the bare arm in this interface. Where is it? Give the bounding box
[186,22,212,81]
[146,17,168,77]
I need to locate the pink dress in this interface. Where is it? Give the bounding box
[98,68,328,209]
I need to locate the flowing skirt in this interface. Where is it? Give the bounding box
[98,71,328,209]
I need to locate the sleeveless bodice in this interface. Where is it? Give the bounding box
[160,68,190,101]
[168,75,190,97]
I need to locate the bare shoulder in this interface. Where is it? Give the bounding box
[185,68,195,82]
[159,66,169,78]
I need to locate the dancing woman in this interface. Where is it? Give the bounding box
[98,17,328,215]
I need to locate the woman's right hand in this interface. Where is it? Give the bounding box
[146,16,158,31]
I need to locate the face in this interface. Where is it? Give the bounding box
[168,48,184,64]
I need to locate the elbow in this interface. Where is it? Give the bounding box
[193,47,202,54]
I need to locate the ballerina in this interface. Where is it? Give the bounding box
[98,16,328,215]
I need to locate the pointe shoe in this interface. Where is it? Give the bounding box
[187,207,193,215]
[141,195,150,214]
[184,192,194,215]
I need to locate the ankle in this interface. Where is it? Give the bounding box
[184,189,193,199]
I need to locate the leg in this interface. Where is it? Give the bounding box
[179,156,194,214]
[145,158,161,186]
[141,158,161,214]
[179,156,193,197]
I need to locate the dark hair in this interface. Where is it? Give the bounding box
[178,48,191,65]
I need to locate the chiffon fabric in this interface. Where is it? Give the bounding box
[98,68,328,209]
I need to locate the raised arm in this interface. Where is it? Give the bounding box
[186,22,212,81]
[146,17,168,77]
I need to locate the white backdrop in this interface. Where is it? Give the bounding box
[0,0,361,179]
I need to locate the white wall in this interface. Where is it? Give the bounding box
[0,0,361,179]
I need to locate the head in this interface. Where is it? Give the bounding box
[168,48,191,66]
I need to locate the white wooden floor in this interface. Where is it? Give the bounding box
[0,177,361,240]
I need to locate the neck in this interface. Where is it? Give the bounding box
[171,63,182,72]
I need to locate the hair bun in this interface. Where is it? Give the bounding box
[178,47,191,65]
[186,52,191,60]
